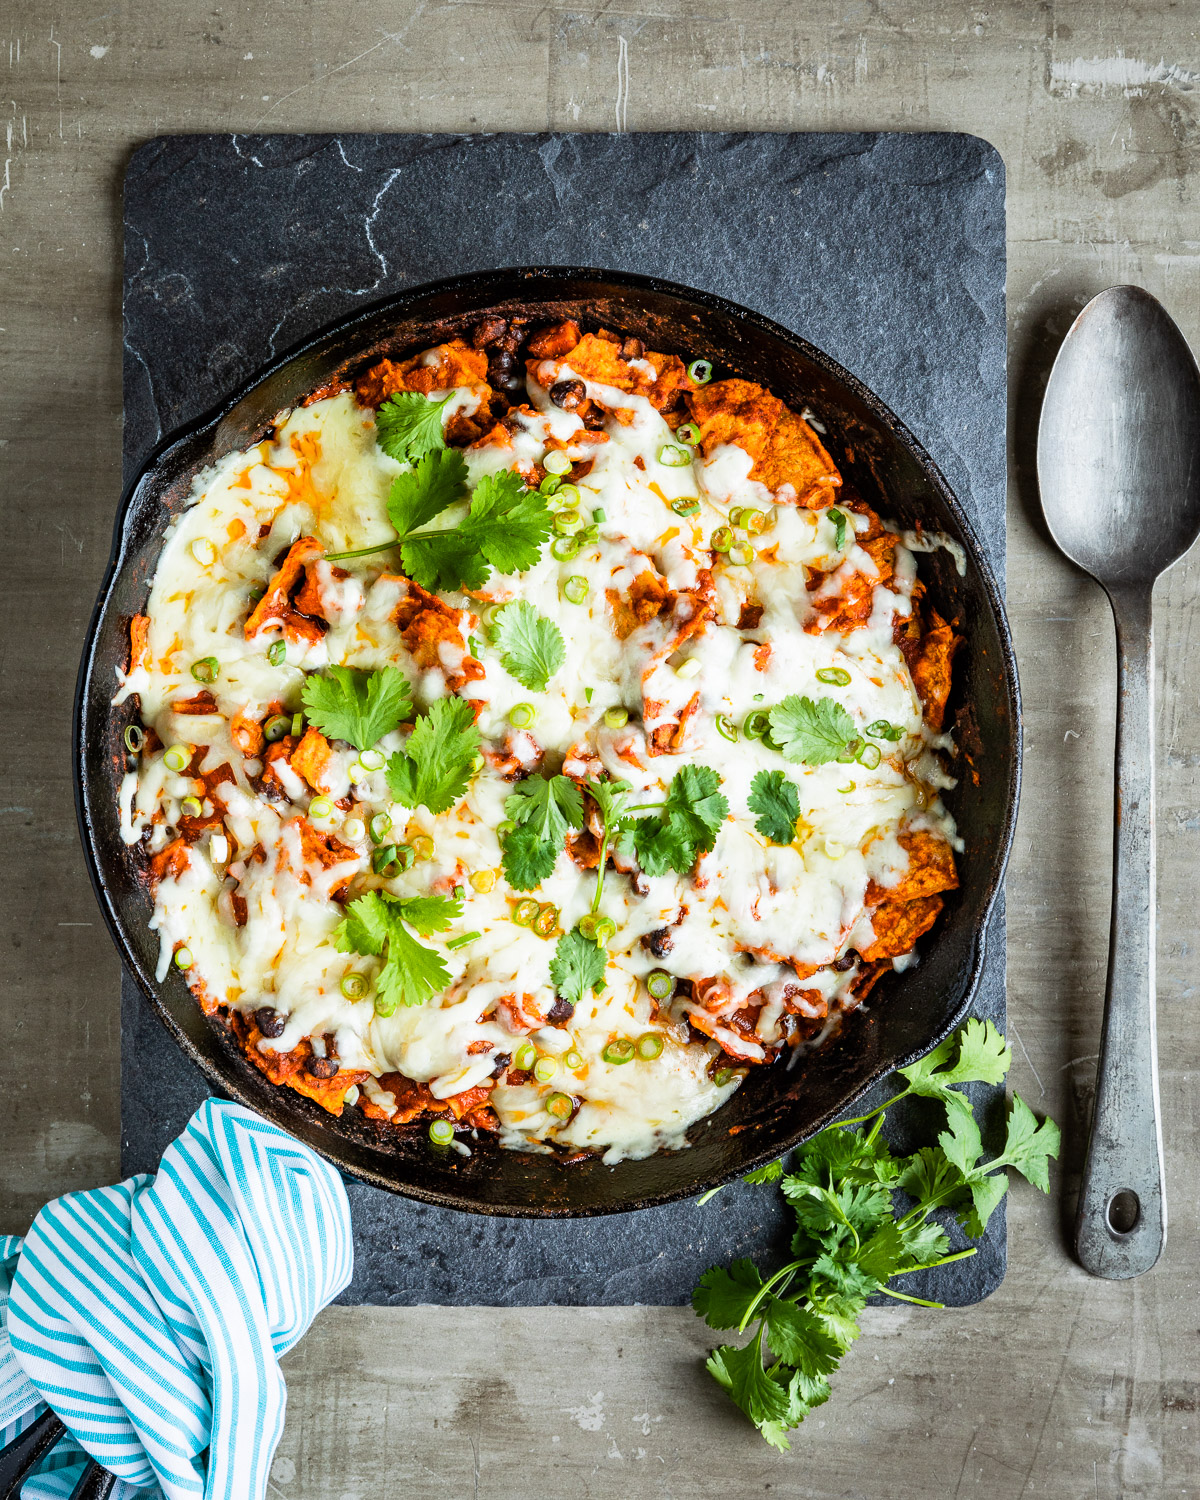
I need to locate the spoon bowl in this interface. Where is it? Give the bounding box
[1038,284,1200,1279]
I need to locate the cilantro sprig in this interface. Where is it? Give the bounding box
[300,665,413,753]
[693,1020,1059,1450]
[491,601,566,693]
[334,890,462,1015]
[549,926,608,1009]
[747,769,800,845]
[386,696,481,816]
[500,774,584,891]
[375,391,449,464]
[619,764,729,877]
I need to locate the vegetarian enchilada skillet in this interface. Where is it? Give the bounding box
[75,267,1020,1216]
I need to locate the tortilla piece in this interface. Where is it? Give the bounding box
[687,378,842,505]
[290,726,334,792]
[294,561,351,622]
[527,319,581,359]
[909,609,961,732]
[867,829,958,907]
[356,338,490,408]
[387,573,485,696]
[606,567,674,641]
[244,535,327,646]
[858,893,945,963]
[129,613,151,671]
[546,329,694,415]
[242,1025,368,1116]
[806,531,897,634]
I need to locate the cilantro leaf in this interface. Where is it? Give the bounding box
[768,695,857,765]
[762,1299,842,1377]
[334,890,460,1014]
[706,1335,791,1432]
[500,775,584,891]
[401,468,554,592]
[300,665,413,753]
[385,696,480,815]
[692,1259,763,1329]
[549,927,608,1009]
[387,448,469,536]
[995,1092,1061,1193]
[492,601,566,693]
[955,1173,1008,1239]
[375,392,449,464]
[899,1018,1012,1092]
[620,764,729,877]
[747,769,800,844]
[743,1159,784,1186]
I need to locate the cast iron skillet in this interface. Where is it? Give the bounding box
[75,266,1020,1217]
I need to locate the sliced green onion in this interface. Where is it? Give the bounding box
[578,913,600,941]
[191,656,219,684]
[374,991,399,1018]
[533,1055,558,1084]
[372,844,399,875]
[174,945,194,970]
[602,1038,635,1065]
[563,575,589,604]
[710,526,733,553]
[539,473,562,496]
[593,916,617,946]
[553,510,584,536]
[837,781,856,794]
[468,634,482,659]
[508,703,536,729]
[866,719,905,741]
[347,763,368,786]
[556,483,581,508]
[267,639,287,667]
[124,724,145,754]
[728,507,746,528]
[512,898,540,927]
[309,796,334,819]
[857,741,883,769]
[496,818,516,838]
[369,812,392,844]
[835,739,863,765]
[742,509,768,536]
[828,507,849,550]
[359,748,385,772]
[714,1067,740,1088]
[543,449,572,475]
[671,498,701,518]
[550,535,580,561]
[533,903,559,938]
[565,1049,584,1071]
[816,667,852,687]
[688,359,713,385]
[646,970,674,1001]
[429,1118,455,1146]
[674,657,701,680]
[743,709,771,741]
[470,869,496,893]
[581,524,601,544]
[180,796,203,819]
[727,543,756,566]
[592,507,607,523]
[636,1032,665,1060]
[584,686,594,704]
[447,931,481,951]
[514,1040,537,1070]
[190,538,216,567]
[290,712,304,737]
[715,713,739,743]
[264,714,290,742]
[342,817,366,843]
[546,1091,574,1119]
[410,834,435,861]
[453,884,465,900]
[163,744,190,773]
[341,972,367,1001]
[659,444,692,468]
[603,705,629,730]
[676,421,701,445]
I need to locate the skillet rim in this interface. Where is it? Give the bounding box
[75,263,1021,1216]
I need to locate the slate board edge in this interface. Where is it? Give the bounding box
[117,130,1008,1308]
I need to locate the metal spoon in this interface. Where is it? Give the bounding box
[1037,285,1200,1278]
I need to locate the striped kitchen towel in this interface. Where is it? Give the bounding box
[0,1099,352,1498]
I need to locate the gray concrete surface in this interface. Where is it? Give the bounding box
[2,2,1198,1495]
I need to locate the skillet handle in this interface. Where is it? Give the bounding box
[1074,586,1166,1277]
[0,1408,111,1500]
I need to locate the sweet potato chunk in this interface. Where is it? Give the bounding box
[356,339,489,408]
[688,379,841,505]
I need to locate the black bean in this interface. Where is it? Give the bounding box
[832,954,856,972]
[642,927,674,959]
[491,1052,512,1078]
[473,315,507,349]
[547,996,575,1024]
[254,1006,285,1038]
[550,378,586,411]
[306,1053,339,1079]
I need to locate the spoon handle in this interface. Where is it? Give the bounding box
[1075,586,1166,1278]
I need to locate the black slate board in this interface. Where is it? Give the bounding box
[119,131,1008,1307]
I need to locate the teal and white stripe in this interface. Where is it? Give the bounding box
[0,1100,352,1498]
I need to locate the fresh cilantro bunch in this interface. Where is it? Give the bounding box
[491,601,566,693]
[386,696,481,816]
[693,1020,1059,1450]
[619,764,729,877]
[300,665,413,753]
[328,449,554,592]
[334,890,462,1014]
